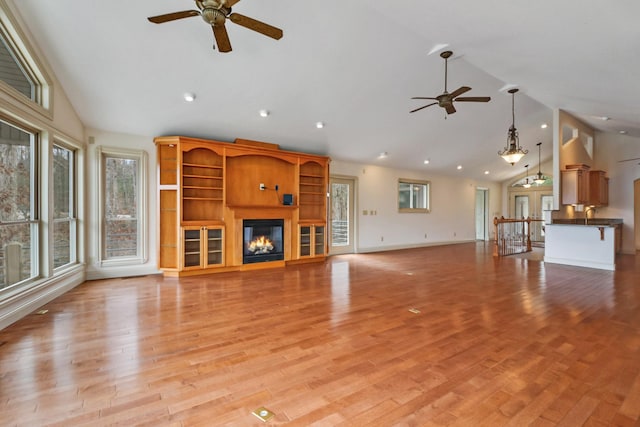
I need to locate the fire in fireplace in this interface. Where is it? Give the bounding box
[243,219,284,264]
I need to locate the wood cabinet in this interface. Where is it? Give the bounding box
[561,164,609,207]
[182,226,224,270]
[561,165,589,205]
[299,223,325,258]
[588,170,609,207]
[155,136,330,276]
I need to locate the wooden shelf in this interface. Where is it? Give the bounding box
[155,135,329,275]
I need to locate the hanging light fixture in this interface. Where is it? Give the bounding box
[523,164,531,188]
[534,142,546,185]
[498,88,528,165]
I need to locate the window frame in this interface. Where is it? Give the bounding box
[97,146,148,267]
[398,178,431,213]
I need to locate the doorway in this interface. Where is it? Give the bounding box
[329,177,355,254]
[475,188,489,241]
[509,190,553,243]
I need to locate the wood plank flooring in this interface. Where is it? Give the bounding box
[1,242,639,426]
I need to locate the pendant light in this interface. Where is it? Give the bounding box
[534,142,546,185]
[523,164,531,188]
[498,88,528,165]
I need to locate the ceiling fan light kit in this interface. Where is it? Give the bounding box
[499,88,528,165]
[410,50,491,115]
[147,0,283,53]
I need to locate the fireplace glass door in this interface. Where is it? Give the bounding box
[243,219,284,264]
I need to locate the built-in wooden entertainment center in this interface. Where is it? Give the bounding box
[154,136,330,276]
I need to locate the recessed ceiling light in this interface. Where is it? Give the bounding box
[601,116,610,121]
[540,123,548,129]
[484,170,490,175]
[423,159,430,165]
[378,152,388,159]
[183,92,196,102]
[316,121,324,129]
[259,110,269,117]
[619,130,627,134]
[457,165,463,170]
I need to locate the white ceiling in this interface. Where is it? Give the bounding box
[11,0,640,182]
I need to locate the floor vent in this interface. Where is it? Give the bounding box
[252,407,275,422]
[408,308,421,314]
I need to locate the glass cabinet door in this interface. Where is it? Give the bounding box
[314,226,325,255]
[206,227,223,266]
[183,228,202,268]
[300,226,311,256]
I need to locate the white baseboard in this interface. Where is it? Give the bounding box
[0,267,85,331]
[357,239,475,254]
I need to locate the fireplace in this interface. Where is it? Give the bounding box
[243,219,284,264]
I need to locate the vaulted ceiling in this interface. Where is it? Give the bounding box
[11,0,640,181]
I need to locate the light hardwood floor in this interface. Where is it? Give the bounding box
[1,243,639,426]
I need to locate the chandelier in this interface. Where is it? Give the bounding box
[498,88,528,165]
[523,164,531,188]
[534,142,546,185]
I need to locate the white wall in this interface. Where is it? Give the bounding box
[331,160,502,252]
[592,131,640,254]
[84,129,160,279]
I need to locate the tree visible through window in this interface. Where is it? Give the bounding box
[0,119,38,288]
[53,144,76,268]
[104,156,139,258]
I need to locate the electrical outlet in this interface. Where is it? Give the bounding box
[259,183,265,191]
[381,236,384,242]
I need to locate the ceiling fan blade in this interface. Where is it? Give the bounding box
[148,10,200,24]
[410,102,438,113]
[455,97,491,102]
[224,0,242,7]
[448,86,471,99]
[445,104,456,114]
[411,97,438,100]
[213,24,232,53]
[229,13,283,40]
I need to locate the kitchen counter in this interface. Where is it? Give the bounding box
[544,223,618,270]
[552,218,623,226]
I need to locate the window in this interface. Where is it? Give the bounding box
[53,144,76,269]
[398,179,430,213]
[0,119,38,289]
[0,17,48,109]
[0,33,34,99]
[98,147,148,265]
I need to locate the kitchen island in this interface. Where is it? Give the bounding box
[544,219,622,271]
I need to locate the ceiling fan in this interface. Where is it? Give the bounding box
[147,0,283,53]
[410,50,491,115]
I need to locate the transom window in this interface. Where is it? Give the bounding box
[0,32,34,100]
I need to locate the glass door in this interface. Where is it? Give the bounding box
[329,177,355,255]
